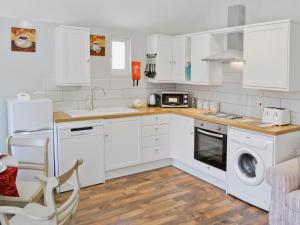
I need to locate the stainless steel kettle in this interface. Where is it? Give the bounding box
[148,93,160,107]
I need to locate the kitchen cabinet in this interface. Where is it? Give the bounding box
[56,25,91,86]
[170,115,194,164]
[147,35,189,82]
[243,20,300,91]
[104,117,141,171]
[190,34,223,85]
[141,115,170,163]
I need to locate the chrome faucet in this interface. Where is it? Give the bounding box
[90,87,106,111]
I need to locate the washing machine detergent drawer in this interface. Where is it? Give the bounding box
[227,128,274,211]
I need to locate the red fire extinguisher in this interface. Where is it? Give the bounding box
[131,61,141,87]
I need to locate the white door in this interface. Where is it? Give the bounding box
[58,125,105,192]
[156,36,172,81]
[234,148,265,186]
[104,117,141,170]
[243,23,289,90]
[172,37,186,82]
[170,115,194,164]
[58,27,90,85]
[191,34,210,84]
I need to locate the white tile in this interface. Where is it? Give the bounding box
[91,79,110,89]
[45,90,62,102]
[281,99,300,112]
[62,90,90,101]
[124,88,148,98]
[53,101,79,111]
[110,78,133,89]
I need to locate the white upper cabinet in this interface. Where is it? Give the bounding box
[191,34,223,85]
[156,35,173,81]
[146,35,189,83]
[243,20,300,91]
[56,26,91,86]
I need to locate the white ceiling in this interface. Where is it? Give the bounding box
[0,0,223,34]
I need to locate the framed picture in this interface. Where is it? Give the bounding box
[90,35,105,56]
[11,27,36,52]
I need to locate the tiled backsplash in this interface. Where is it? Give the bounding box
[42,78,176,112]
[176,64,300,125]
[43,65,300,125]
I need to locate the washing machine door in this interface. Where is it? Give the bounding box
[234,148,265,186]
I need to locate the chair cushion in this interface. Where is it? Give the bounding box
[0,181,42,202]
[0,166,19,197]
[286,190,300,212]
[9,202,54,225]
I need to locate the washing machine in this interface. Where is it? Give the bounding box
[227,127,274,211]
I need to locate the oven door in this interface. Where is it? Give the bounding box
[194,127,227,171]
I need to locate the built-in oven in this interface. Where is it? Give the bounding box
[194,119,227,171]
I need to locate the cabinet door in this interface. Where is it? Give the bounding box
[156,36,172,81]
[170,115,194,164]
[191,34,210,84]
[57,26,91,85]
[243,23,289,90]
[172,37,186,82]
[104,117,141,170]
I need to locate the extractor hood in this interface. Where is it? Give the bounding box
[202,5,245,63]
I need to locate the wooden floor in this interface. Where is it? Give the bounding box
[57,166,269,225]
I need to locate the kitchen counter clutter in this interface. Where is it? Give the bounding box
[54,107,300,136]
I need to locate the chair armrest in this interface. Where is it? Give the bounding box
[0,205,55,221]
[35,174,50,183]
[265,157,300,194]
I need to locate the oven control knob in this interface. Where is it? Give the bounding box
[184,95,188,99]
[184,100,188,103]
[217,127,221,131]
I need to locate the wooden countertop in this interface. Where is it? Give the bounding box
[53,107,300,136]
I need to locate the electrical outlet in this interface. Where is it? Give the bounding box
[257,98,264,109]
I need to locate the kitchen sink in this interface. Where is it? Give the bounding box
[67,107,138,118]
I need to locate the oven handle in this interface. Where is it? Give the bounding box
[196,128,224,139]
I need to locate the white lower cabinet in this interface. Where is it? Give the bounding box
[170,115,194,163]
[142,115,170,163]
[104,117,141,171]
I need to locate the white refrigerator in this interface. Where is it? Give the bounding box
[7,98,54,180]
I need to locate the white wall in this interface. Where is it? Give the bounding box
[0,18,175,150]
[178,0,300,34]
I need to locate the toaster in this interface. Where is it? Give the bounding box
[262,107,291,126]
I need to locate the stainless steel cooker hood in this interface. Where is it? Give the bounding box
[202,5,245,63]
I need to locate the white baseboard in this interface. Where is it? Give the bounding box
[105,159,172,180]
[172,159,226,191]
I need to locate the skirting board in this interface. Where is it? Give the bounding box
[106,159,172,180]
[172,159,226,191]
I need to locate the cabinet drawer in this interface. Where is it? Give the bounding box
[142,114,169,126]
[142,124,169,137]
[142,134,169,148]
[143,145,170,163]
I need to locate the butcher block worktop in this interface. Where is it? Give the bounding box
[53,107,300,136]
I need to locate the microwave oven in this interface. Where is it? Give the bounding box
[161,92,189,108]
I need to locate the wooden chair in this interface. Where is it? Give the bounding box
[0,136,49,207]
[0,159,83,225]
